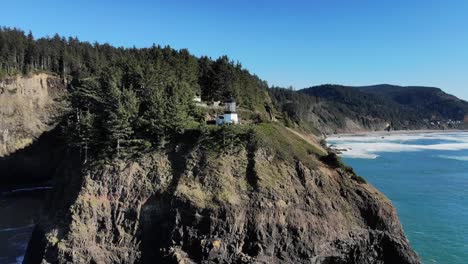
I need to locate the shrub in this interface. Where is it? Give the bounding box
[351,175,367,184]
[319,152,343,168]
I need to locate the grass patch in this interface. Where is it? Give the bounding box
[216,187,240,205]
[254,159,291,191]
[176,179,210,208]
[253,123,322,168]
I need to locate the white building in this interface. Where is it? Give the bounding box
[223,112,239,124]
[193,95,202,103]
[216,98,239,125]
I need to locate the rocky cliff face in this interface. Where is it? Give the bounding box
[301,108,393,135]
[25,126,420,264]
[0,74,67,186]
[0,73,66,157]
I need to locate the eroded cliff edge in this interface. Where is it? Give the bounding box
[24,124,420,264]
[0,73,65,157]
[0,74,67,185]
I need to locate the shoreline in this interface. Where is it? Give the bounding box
[327,129,468,138]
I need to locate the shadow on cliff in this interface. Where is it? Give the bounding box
[0,126,67,187]
[23,148,85,264]
[4,121,88,264]
[138,195,212,264]
[137,130,213,263]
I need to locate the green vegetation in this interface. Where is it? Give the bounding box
[302,84,468,128]
[174,123,327,203]
[270,85,468,133]
[319,152,344,169]
[268,87,323,134]
[253,123,324,168]
[351,174,367,184]
[0,27,270,159]
[191,124,254,154]
[320,152,367,184]
[357,84,468,121]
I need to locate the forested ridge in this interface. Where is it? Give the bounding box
[356,84,468,121]
[0,26,270,159]
[270,84,468,134]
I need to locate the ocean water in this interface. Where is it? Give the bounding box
[328,132,468,264]
[0,188,47,264]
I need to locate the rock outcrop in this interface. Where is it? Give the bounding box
[25,126,420,263]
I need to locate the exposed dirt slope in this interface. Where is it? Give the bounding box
[0,73,66,157]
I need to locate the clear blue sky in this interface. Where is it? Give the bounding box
[2,0,467,99]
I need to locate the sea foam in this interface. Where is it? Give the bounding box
[328,132,468,159]
[437,155,468,161]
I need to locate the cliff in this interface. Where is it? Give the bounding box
[0,73,67,185]
[0,73,66,157]
[24,124,419,263]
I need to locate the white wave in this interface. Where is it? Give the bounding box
[437,155,468,161]
[341,151,380,159]
[327,132,468,159]
[0,224,35,233]
[9,186,53,193]
[328,132,468,144]
[16,256,24,264]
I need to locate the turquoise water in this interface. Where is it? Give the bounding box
[328,132,468,264]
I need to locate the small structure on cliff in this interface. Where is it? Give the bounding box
[193,95,202,103]
[216,98,239,125]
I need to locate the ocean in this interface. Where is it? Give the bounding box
[0,187,47,264]
[328,132,468,264]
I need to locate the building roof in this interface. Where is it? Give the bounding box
[225,97,236,103]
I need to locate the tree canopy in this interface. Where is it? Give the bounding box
[0,26,270,159]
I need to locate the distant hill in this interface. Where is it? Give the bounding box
[356,85,468,121]
[270,84,468,134]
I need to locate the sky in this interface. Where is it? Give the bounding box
[1,0,467,99]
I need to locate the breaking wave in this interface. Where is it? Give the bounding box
[327,132,468,159]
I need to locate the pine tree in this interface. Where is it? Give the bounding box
[101,70,138,156]
[138,67,168,146]
[65,78,103,162]
[23,31,35,74]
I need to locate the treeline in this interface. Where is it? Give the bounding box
[0,27,268,107]
[0,26,269,159]
[269,87,320,129]
[301,84,411,123]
